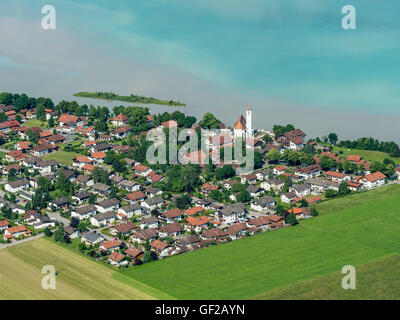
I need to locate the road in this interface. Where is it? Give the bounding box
[0,233,44,250]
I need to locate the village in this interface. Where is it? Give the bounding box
[0,93,398,268]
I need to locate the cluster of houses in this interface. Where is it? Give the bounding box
[0,102,397,267]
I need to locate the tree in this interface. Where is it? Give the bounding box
[48,116,55,128]
[311,206,319,217]
[338,181,350,196]
[36,104,46,121]
[275,205,285,216]
[254,151,263,169]
[175,194,192,210]
[328,133,338,145]
[44,227,53,237]
[215,165,235,180]
[53,228,66,243]
[70,217,80,228]
[286,212,298,226]
[77,222,87,233]
[299,198,308,207]
[180,165,200,192]
[266,149,281,163]
[199,112,221,129]
[325,189,338,198]
[112,158,127,173]
[237,190,251,203]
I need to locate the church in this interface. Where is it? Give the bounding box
[233,105,253,138]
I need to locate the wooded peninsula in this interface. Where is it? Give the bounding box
[73,91,186,107]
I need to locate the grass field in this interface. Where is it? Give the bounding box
[253,255,400,300]
[315,183,399,215]
[0,238,169,300]
[117,184,400,299]
[42,151,81,165]
[24,119,49,129]
[332,146,400,165]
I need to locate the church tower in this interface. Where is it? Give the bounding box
[246,105,253,137]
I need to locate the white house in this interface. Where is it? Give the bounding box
[361,172,386,189]
[71,204,98,220]
[5,178,30,193]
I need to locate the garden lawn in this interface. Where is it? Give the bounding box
[117,185,400,300]
[23,119,48,129]
[41,151,80,165]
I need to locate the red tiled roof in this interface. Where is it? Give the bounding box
[364,171,386,182]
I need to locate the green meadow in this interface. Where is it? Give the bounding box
[332,146,400,165]
[117,184,400,299]
[253,255,400,300]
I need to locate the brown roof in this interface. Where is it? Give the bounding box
[201,228,227,239]
[101,240,121,249]
[109,252,125,262]
[187,216,209,226]
[162,208,183,219]
[233,115,246,130]
[151,240,168,251]
[184,206,205,216]
[325,171,346,179]
[112,222,136,234]
[249,216,271,227]
[126,191,146,201]
[364,171,386,182]
[125,247,143,258]
[159,222,182,234]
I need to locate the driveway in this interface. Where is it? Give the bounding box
[46,210,71,226]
